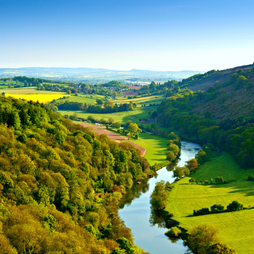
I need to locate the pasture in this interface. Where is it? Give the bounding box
[130,132,169,166]
[166,153,254,254]
[58,104,158,124]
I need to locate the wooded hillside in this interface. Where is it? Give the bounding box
[0,95,150,253]
[157,65,254,169]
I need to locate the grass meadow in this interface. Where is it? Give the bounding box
[166,153,254,253]
[130,132,169,166]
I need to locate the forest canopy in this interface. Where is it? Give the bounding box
[0,95,150,253]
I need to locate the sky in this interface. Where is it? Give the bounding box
[1,0,254,71]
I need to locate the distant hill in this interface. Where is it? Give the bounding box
[0,67,201,83]
[180,64,253,91]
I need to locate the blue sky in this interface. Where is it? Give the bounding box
[1,0,254,71]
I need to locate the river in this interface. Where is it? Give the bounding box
[119,141,201,254]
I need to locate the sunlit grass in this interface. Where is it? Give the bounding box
[166,153,254,253]
[130,133,169,166]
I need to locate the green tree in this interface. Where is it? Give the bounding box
[150,181,169,210]
[207,242,237,254]
[227,201,243,211]
[128,123,141,138]
[188,224,219,254]
[173,166,189,179]
[96,98,104,105]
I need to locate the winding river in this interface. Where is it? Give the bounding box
[119,141,201,254]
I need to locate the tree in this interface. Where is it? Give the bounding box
[96,98,103,105]
[128,123,141,138]
[108,118,114,124]
[207,243,237,254]
[188,224,219,254]
[150,181,169,210]
[211,204,224,213]
[173,166,189,179]
[186,158,199,171]
[205,110,212,119]
[227,201,243,211]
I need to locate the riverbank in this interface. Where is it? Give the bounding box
[119,141,200,254]
[166,153,254,253]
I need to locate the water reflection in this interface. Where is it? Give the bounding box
[119,141,201,254]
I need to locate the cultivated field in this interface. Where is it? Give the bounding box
[6,94,68,103]
[166,153,254,254]
[76,122,147,156]
[1,87,68,103]
[1,87,66,94]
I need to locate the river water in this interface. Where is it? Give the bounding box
[119,141,201,254]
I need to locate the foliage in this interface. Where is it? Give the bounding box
[165,226,182,238]
[188,224,220,254]
[0,95,151,253]
[227,201,243,211]
[150,181,170,210]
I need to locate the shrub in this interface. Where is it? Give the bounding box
[193,208,210,216]
[248,175,254,181]
[211,204,224,213]
[165,226,182,237]
[227,201,243,211]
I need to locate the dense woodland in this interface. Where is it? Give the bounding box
[157,65,254,168]
[0,95,151,253]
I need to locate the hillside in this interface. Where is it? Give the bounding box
[0,95,150,253]
[157,64,254,168]
[180,63,253,91]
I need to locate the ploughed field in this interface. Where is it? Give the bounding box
[166,153,254,254]
[76,122,147,157]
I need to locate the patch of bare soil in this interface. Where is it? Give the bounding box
[76,122,146,156]
[122,90,139,96]
[77,123,128,140]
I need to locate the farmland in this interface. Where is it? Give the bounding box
[166,153,254,254]
[0,87,68,103]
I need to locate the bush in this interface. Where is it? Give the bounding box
[227,201,243,211]
[165,226,182,237]
[248,175,254,181]
[211,204,224,213]
[215,176,224,183]
[193,208,210,216]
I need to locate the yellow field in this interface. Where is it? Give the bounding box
[6,94,69,103]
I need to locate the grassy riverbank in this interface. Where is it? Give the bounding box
[166,153,254,253]
[130,133,169,166]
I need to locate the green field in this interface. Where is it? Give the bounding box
[130,133,169,166]
[56,94,105,104]
[58,104,158,123]
[113,95,164,105]
[166,153,254,253]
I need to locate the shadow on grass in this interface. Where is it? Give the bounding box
[183,179,254,197]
